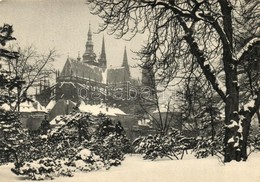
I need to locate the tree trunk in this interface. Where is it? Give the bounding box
[257,111,260,128]
[239,111,253,161]
[223,96,240,162]
[219,1,241,162]
[241,117,251,161]
[222,46,241,162]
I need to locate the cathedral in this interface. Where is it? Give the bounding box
[36,25,143,114]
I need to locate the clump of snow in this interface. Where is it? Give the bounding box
[0,103,11,111]
[73,160,91,172]
[40,135,48,139]
[243,100,255,111]
[237,120,243,133]
[225,120,238,129]
[77,149,92,160]
[50,115,71,126]
[228,137,235,143]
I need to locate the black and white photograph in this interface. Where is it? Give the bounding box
[0,0,259,181]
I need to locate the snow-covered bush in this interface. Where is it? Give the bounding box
[11,158,73,180]
[133,129,195,160]
[67,148,105,171]
[247,129,260,155]
[192,131,224,159]
[192,106,224,159]
[0,109,26,164]
[82,134,130,168]
[81,115,131,167]
[11,112,131,179]
[11,148,105,180]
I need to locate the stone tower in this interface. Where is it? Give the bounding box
[82,24,97,64]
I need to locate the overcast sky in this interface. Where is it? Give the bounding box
[0,0,144,78]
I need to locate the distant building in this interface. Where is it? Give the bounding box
[1,100,48,130]
[35,25,154,122]
[34,25,179,140]
[36,25,145,109]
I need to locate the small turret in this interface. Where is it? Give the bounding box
[77,51,81,61]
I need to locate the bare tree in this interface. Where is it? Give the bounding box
[138,76,177,135]
[87,0,260,162]
[5,45,56,111]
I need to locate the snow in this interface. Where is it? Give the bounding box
[34,101,48,113]
[0,103,11,111]
[228,137,235,143]
[50,115,71,126]
[226,120,238,129]
[50,114,71,127]
[195,11,203,19]
[237,37,260,61]
[7,100,48,113]
[46,100,56,111]
[243,99,255,111]
[1,152,260,182]
[102,68,107,84]
[78,103,126,116]
[77,149,92,160]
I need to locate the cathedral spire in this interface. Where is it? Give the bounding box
[87,23,93,44]
[83,24,96,64]
[99,35,107,68]
[122,46,130,79]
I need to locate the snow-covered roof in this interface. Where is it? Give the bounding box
[12,100,47,113]
[46,100,56,111]
[152,103,180,114]
[78,102,126,117]
[109,107,127,115]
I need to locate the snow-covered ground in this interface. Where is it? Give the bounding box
[1,152,260,182]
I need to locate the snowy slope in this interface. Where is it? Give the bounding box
[1,152,260,182]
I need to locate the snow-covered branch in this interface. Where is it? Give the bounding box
[237,37,260,62]
[241,90,260,117]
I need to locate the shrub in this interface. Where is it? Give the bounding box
[11,113,131,180]
[133,129,195,160]
[192,131,224,159]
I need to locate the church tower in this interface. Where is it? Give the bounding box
[82,24,97,64]
[98,36,107,69]
[122,46,130,80]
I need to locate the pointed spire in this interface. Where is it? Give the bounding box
[87,23,92,43]
[122,46,130,79]
[83,24,96,63]
[101,35,106,58]
[99,35,107,68]
[122,46,128,67]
